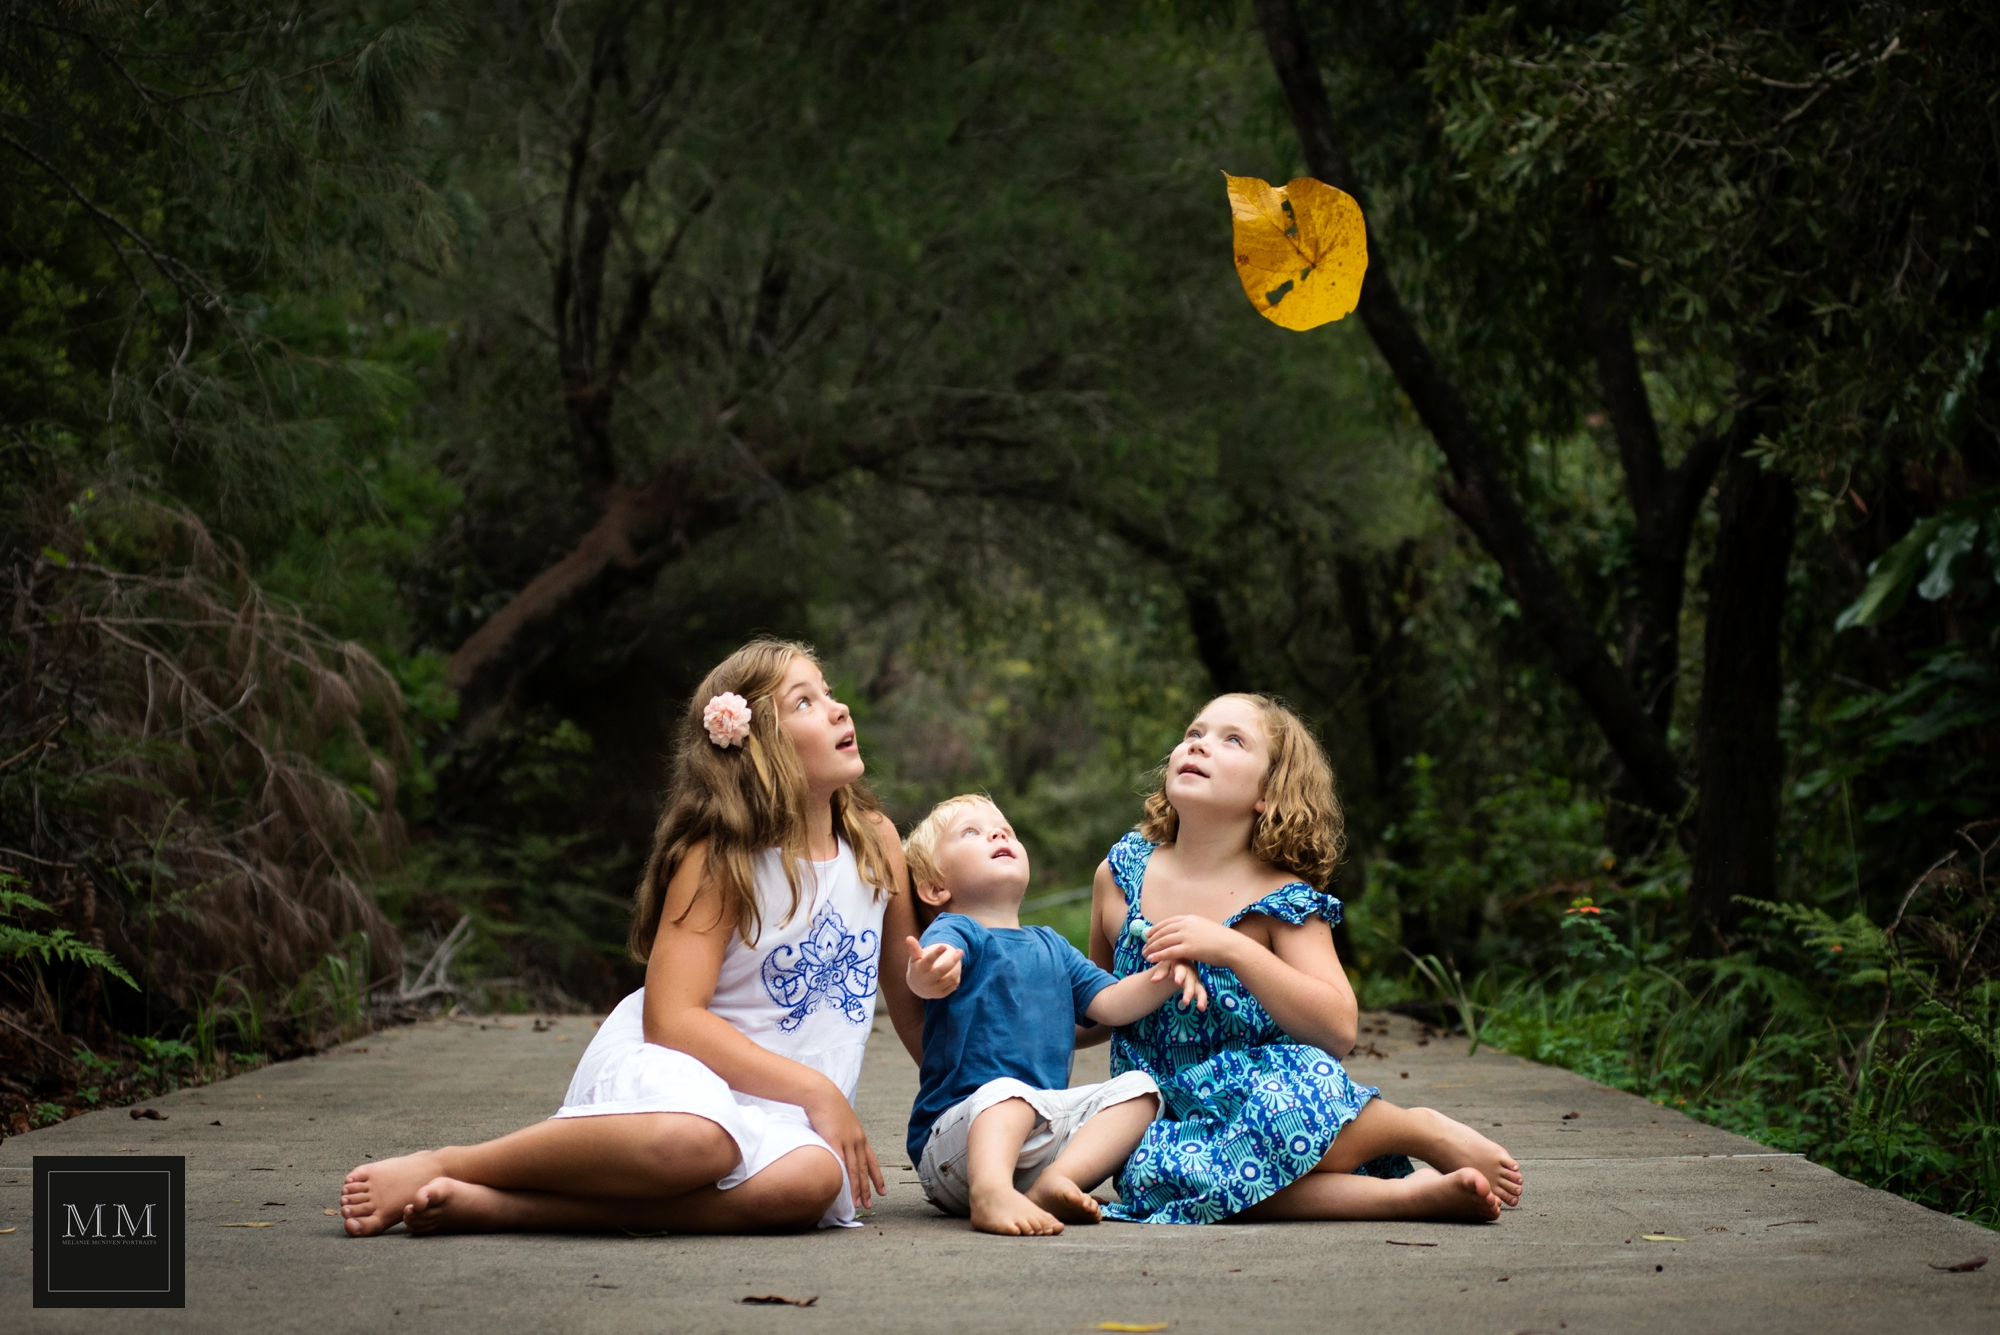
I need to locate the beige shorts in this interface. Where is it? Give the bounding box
[915,1070,1160,1217]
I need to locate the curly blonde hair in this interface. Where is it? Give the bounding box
[1138,693,1346,889]
[628,638,894,961]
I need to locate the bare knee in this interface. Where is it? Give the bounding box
[756,1149,843,1231]
[650,1116,738,1185]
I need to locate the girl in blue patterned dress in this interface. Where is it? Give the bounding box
[1085,693,1524,1225]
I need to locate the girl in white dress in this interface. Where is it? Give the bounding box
[338,639,923,1234]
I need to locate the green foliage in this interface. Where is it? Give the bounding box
[0,882,137,990]
[1367,755,1622,967]
[1475,839,2000,1226]
[1430,0,2000,475]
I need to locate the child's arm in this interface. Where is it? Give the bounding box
[1074,858,1126,1046]
[1140,913,1356,1056]
[875,816,927,1063]
[1082,962,1208,1027]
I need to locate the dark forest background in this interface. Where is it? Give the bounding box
[4,0,1997,1224]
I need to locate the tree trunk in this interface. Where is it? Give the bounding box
[1578,245,1732,849]
[445,465,705,729]
[1252,0,1688,820]
[1689,445,1796,945]
[1333,547,1442,956]
[1579,246,1729,734]
[1183,576,1249,695]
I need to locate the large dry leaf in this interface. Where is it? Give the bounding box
[1225,174,1367,331]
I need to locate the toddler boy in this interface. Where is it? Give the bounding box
[902,795,1205,1236]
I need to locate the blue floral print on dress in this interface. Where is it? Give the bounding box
[1103,832,1412,1225]
[760,902,880,1031]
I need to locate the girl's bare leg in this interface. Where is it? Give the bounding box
[341,1112,738,1236]
[400,1145,843,1236]
[1238,1164,1501,1223]
[1314,1100,1524,1206]
[1024,1093,1159,1225]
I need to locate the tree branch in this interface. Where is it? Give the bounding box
[1253,0,1687,817]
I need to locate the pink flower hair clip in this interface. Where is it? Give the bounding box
[702,691,753,748]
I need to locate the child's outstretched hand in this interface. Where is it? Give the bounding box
[905,937,963,999]
[1146,961,1209,1012]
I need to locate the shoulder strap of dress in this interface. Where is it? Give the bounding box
[1106,831,1155,907]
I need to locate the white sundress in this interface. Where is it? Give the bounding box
[553,839,885,1228]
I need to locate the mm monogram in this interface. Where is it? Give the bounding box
[63,1201,159,1239]
[34,1156,186,1308]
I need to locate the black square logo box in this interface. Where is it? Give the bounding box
[34,1156,186,1308]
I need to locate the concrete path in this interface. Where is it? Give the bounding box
[3,1011,1994,1332]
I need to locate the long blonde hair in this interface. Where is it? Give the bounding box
[628,638,894,961]
[1138,693,1346,889]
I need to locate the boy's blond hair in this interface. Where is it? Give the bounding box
[902,793,1003,894]
[1139,693,1346,889]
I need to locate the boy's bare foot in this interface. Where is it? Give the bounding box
[341,1151,447,1236]
[1406,1108,1525,1207]
[1407,1166,1502,1222]
[970,1183,1066,1236]
[1025,1171,1102,1225]
[403,1177,516,1235]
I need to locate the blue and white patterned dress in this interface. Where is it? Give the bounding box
[1103,832,1411,1224]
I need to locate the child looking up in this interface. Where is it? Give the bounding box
[339,639,921,1236]
[1091,693,1525,1224]
[901,795,1206,1237]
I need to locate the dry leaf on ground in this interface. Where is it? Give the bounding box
[742,1295,818,1307]
[130,1107,166,1120]
[219,1221,281,1227]
[323,1209,340,1216]
[1225,174,1366,331]
[1094,1324,1172,1332]
[0,1226,17,1234]
[1929,1256,1988,1273]
[1641,1234,1685,1242]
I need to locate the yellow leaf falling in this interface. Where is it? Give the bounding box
[1225,173,1367,331]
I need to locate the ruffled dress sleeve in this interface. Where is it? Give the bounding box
[1226,881,1343,929]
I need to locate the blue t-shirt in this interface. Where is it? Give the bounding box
[906,913,1117,1163]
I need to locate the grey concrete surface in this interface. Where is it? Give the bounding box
[2,1010,1994,1333]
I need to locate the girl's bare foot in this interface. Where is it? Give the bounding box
[1407,1108,1525,1207]
[1407,1166,1502,1222]
[1025,1171,1102,1225]
[403,1177,520,1235]
[341,1151,447,1236]
[969,1183,1065,1236]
